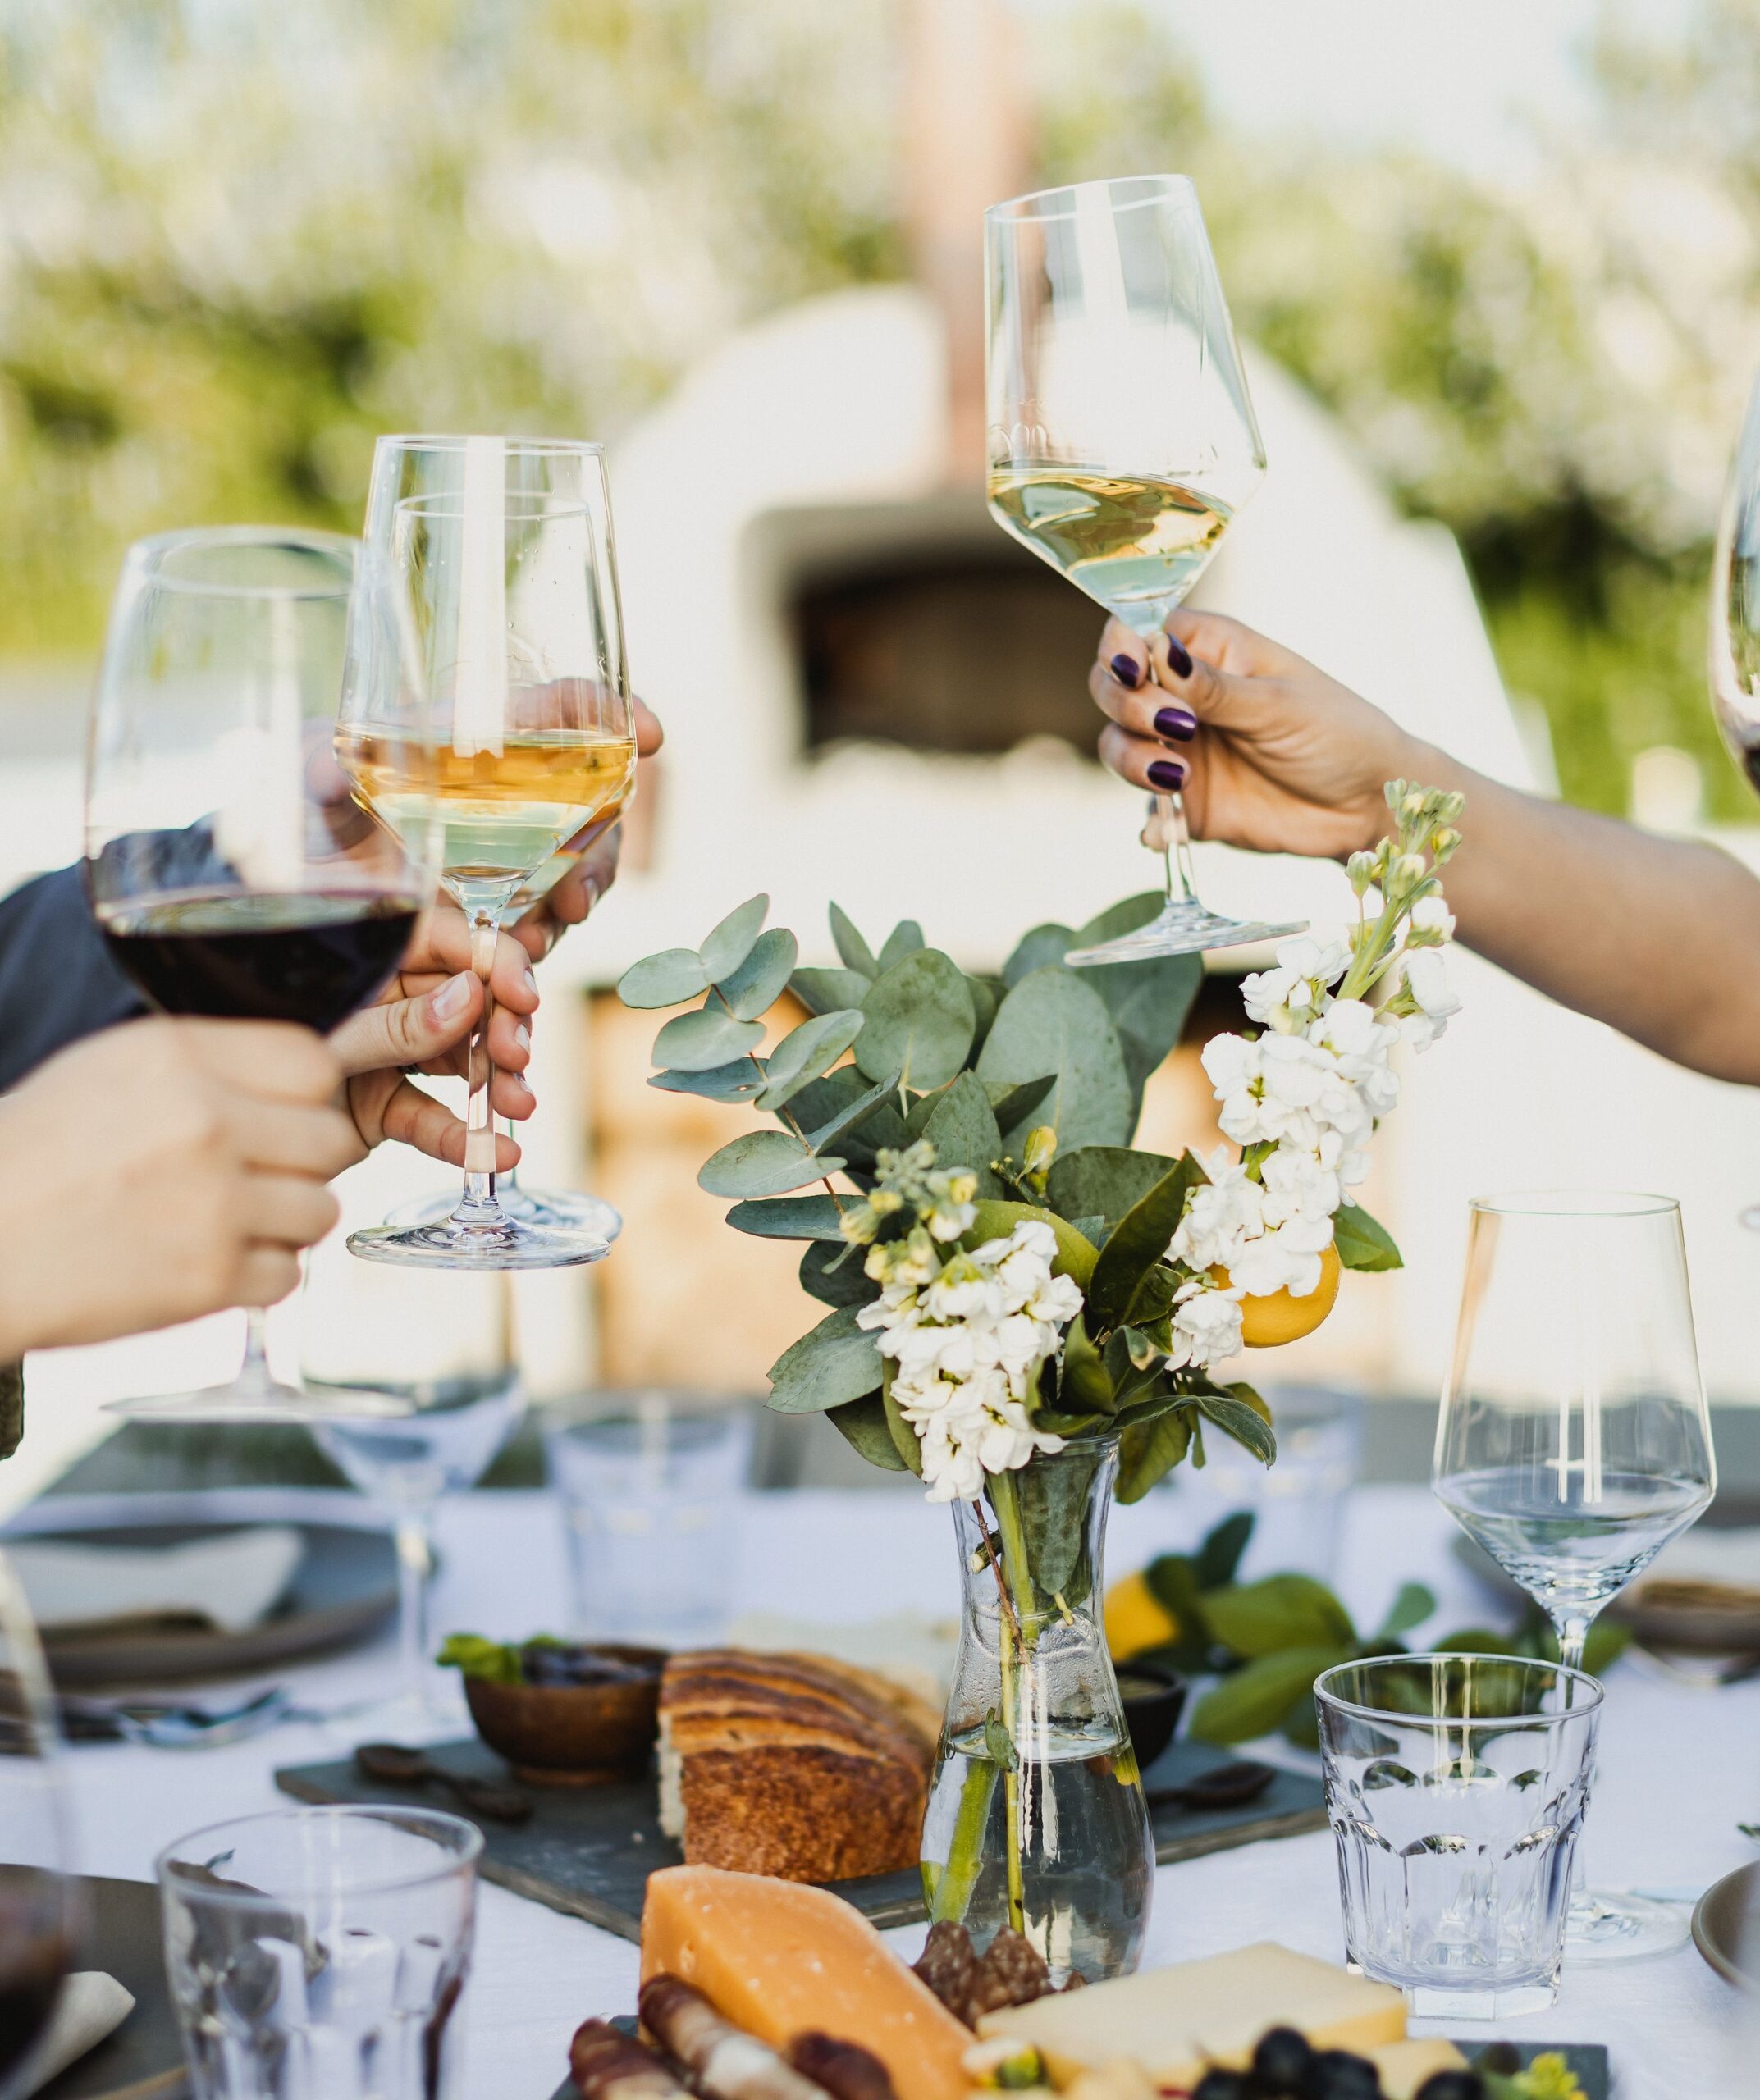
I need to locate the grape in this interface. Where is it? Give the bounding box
[1303,2051,1381,2100]
[1253,2027,1314,2089]
[1413,2075,1484,2100]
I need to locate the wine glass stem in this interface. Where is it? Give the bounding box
[394,1509,436,1707]
[1158,789,1202,906]
[235,1308,277,1399]
[460,910,501,1213]
[1552,1609,1594,1903]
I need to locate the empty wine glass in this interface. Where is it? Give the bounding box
[1433,1191,1716,1961]
[985,174,1301,962]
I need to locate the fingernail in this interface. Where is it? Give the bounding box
[1147,758,1187,791]
[1164,634,1194,678]
[514,1022,531,1055]
[1109,652,1142,689]
[523,964,537,995]
[431,972,473,1023]
[1154,705,1197,742]
[517,1070,533,1093]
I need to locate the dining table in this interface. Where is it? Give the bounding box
[34,1479,1759,2100]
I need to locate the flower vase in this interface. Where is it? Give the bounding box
[919,1438,1154,1983]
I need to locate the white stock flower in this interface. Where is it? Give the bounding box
[1240,936,1351,1029]
[1166,1278,1245,1371]
[1169,1162,1265,1272]
[1409,894,1456,943]
[1398,949,1462,1050]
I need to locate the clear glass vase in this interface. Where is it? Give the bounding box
[920,1438,1154,1983]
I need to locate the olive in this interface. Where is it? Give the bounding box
[1478,2043,1521,2076]
[1191,2074,1252,2100]
[1302,2050,1381,2100]
[1413,2075,1485,2100]
[1253,2027,1314,2089]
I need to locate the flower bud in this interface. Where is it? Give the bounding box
[1431,826,1461,857]
[869,1187,903,1216]
[1393,853,1428,888]
[1399,789,1426,819]
[1346,850,1376,895]
[1438,791,1466,822]
[1022,1126,1058,1175]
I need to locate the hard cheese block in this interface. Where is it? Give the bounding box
[640,1865,970,2100]
[978,1942,1406,2085]
[1367,2039,1470,2099]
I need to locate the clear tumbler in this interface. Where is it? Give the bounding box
[1315,1652,1602,2019]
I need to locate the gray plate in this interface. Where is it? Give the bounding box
[41,1877,183,2100]
[1693,1859,1760,1987]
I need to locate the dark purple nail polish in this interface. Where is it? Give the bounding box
[1147,758,1186,791]
[1154,705,1196,742]
[1164,634,1194,678]
[1110,652,1142,689]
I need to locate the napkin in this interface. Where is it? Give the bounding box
[1634,1526,1760,1597]
[11,1972,135,2098]
[7,1526,304,1634]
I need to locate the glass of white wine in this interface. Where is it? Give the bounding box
[338,445,635,1268]
[985,173,1301,963]
[1433,1191,1716,1961]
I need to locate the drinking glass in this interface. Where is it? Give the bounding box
[0,1554,75,2100]
[158,1806,478,2100]
[340,455,633,1269]
[363,435,628,1251]
[1433,1191,1716,1960]
[1316,1653,1601,2019]
[85,527,436,1421]
[985,174,1301,962]
[299,1232,523,1736]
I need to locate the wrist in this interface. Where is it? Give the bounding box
[1344,732,1456,858]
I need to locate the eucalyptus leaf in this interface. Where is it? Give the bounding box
[766,1305,881,1414]
[1204,1574,1357,1658]
[855,950,976,1091]
[827,1393,908,1472]
[787,1067,907,1160]
[698,1129,844,1198]
[903,1087,939,1139]
[791,965,874,1016]
[1086,1155,1205,1335]
[647,1060,766,1101]
[800,1239,878,1309]
[1003,923,1074,988]
[829,902,879,978]
[718,927,798,1019]
[726,1194,848,1240]
[1071,893,1202,1096]
[1069,1213,1109,1246]
[699,893,768,982]
[805,1071,904,1157]
[1195,1511,1255,1591]
[967,974,998,1053]
[1188,1645,1353,1746]
[1118,1408,1194,1503]
[758,1009,865,1110]
[1334,1200,1403,1272]
[619,947,711,1009]
[1194,1389,1278,1468]
[1375,1581,1438,1643]
[877,919,926,971]
[1045,1145,1183,1240]
[976,966,1133,1154]
[1058,1314,1114,1416]
[983,1075,1056,1131]
[1013,1444,1104,1607]
[920,1070,1003,1195]
[653,1006,766,1072]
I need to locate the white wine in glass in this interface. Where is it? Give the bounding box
[985,175,1303,962]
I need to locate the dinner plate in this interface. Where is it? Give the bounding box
[1692,1860,1760,1988]
[11,1518,395,1688]
[42,1876,183,2100]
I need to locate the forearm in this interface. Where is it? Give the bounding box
[1394,737,1760,1081]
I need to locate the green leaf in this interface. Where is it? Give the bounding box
[1334,1200,1403,1272]
[967,974,998,1052]
[1375,1581,1437,1643]
[1045,1145,1184,1241]
[920,1070,1004,1196]
[1012,1445,1106,1607]
[1069,1213,1109,1246]
[699,893,768,981]
[1118,1408,1193,1503]
[698,1129,843,1198]
[1086,1156,1205,1335]
[1194,1388,1278,1468]
[983,1075,1056,1131]
[648,1061,766,1101]
[1189,1646,1354,1746]
[880,1374,924,1474]
[829,902,879,978]
[619,947,711,1008]
[1204,1573,1357,1659]
[983,1715,1018,1772]
[1070,893,1203,1098]
[877,919,926,971]
[799,1239,878,1309]
[1195,1511,1256,1591]
[759,1009,865,1110]
[1059,1314,1115,1415]
[717,928,798,1019]
[804,1071,903,1157]
[1101,1327,1162,1413]
[790,965,874,1016]
[826,1393,908,1472]
[855,950,976,1091]
[1141,1552,1213,1666]
[963,1200,1098,1290]
[726,1195,847,1240]
[976,966,1134,1155]
[653,1006,766,1071]
[767,1305,881,1413]
[1003,923,1075,987]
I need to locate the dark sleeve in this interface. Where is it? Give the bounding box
[0,867,144,1093]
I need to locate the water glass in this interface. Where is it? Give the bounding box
[158,1806,479,2100]
[545,1395,751,1644]
[1164,1382,1361,1580]
[1315,1653,1602,2019]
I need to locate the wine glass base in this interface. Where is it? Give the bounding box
[348,1212,610,1272]
[1565,1888,1691,1961]
[1066,902,1308,965]
[387,1182,623,1241]
[104,1378,413,1424]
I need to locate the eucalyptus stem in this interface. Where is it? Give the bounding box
[709,980,848,1217]
[974,1481,1039,1936]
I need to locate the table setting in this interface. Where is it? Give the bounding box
[5,162,1760,2100]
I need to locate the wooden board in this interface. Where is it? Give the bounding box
[276,1736,1327,1942]
[43,1877,185,2100]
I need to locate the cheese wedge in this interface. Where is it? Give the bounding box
[977,1942,1406,2087]
[1366,2038,1470,2099]
[639,1866,971,2100]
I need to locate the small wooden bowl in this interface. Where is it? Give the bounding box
[463,1644,666,1786]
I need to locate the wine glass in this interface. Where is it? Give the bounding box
[85,527,436,1422]
[1433,1191,1717,1961]
[299,1227,523,1737]
[340,446,633,1268]
[365,435,627,1249]
[985,173,1302,962]
[0,1554,75,2100]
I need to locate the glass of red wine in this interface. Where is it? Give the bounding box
[85,527,439,1421]
[0,1555,75,2100]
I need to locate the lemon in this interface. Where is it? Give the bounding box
[1219,1242,1343,1348]
[1104,1570,1179,1659]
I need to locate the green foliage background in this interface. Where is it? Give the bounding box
[2,0,1757,815]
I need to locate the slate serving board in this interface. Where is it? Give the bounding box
[276,1736,1328,1941]
[42,1877,185,2100]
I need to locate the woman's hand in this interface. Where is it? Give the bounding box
[1090,609,1423,862]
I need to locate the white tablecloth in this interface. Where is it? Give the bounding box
[43,1485,1759,2099]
